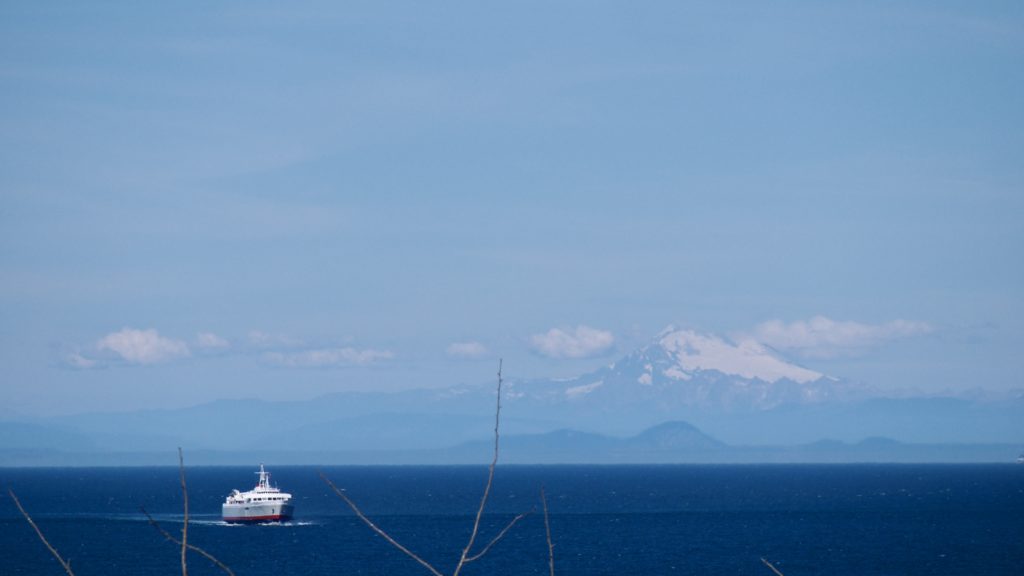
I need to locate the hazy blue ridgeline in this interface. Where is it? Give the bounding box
[2,465,1023,575]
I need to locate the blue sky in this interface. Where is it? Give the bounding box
[2,1,1022,415]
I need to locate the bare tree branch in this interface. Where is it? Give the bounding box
[178,447,189,576]
[8,489,76,576]
[541,487,555,576]
[320,472,445,576]
[452,359,503,576]
[761,557,786,576]
[140,507,235,576]
[321,359,524,576]
[463,509,533,563]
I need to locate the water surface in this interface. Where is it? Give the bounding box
[2,464,1022,575]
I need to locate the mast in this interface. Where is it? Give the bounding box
[256,463,271,490]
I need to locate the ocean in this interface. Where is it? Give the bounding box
[2,465,1022,575]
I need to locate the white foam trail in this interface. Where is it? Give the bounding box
[191,519,319,527]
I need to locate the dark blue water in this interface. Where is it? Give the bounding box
[2,465,1022,575]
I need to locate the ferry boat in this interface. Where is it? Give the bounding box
[222,464,294,523]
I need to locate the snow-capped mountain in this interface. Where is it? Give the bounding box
[505,327,864,414]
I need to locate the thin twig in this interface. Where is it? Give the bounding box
[321,360,517,575]
[541,487,555,576]
[452,359,503,576]
[761,557,786,576]
[463,509,533,563]
[140,507,236,576]
[8,489,76,576]
[320,472,445,576]
[179,447,188,576]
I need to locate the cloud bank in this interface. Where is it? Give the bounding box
[96,328,190,364]
[530,325,614,359]
[747,316,933,358]
[195,332,230,349]
[73,326,396,371]
[264,347,394,368]
[446,341,488,359]
[247,330,303,348]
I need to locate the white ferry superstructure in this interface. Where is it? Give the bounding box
[222,464,294,523]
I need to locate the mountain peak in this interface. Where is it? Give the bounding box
[507,326,856,416]
[651,328,823,384]
[629,420,724,450]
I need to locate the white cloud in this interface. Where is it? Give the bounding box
[264,347,394,368]
[746,316,933,358]
[96,328,190,364]
[529,325,615,359]
[247,330,303,348]
[446,341,488,359]
[195,332,230,349]
[64,352,99,370]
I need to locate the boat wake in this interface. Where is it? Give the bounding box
[191,519,318,527]
[44,513,320,527]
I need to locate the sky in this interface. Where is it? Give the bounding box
[1,1,1022,416]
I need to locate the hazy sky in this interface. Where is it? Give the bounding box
[2,1,1022,415]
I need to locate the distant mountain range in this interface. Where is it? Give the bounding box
[1,420,1018,466]
[1,327,1021,466]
